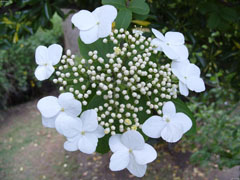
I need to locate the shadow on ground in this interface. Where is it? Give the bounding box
[0,100,239,180]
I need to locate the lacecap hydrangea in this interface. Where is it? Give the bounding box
[34,4,205,178]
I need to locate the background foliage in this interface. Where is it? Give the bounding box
[0,0,239,170]
[0,14,63,108]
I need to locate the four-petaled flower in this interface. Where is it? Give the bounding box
[142,101,192,143]
[151,28,188,61]
[71,5,117,44]
[34,44,63,81]
[55,110,105,154]
[109,130,157,177]
[171,61,205,96]
[37,92,82,130]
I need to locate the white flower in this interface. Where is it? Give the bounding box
[37,92,82,129]
[35,44,63,81]
[71,5,117,44]
[142,101,192,143]
[171,61,205,96]
[109,130,157,177]
[55,110,105,154]
[151,28,188,61]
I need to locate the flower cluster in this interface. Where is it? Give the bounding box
[34,4,205,178]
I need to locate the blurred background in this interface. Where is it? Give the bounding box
[0,0,239,179]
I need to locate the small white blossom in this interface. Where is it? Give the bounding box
[151,28,188,61]
[55,110,104,154]
[37,92,81,129]
[109,130,157,177]
[142,101,192,143]
[34,44,63,81]
[171,61,205,96]
[71,5,117,44]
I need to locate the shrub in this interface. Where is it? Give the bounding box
[0,14,63,109]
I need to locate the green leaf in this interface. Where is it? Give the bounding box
[96,134,110,154]
[172,99,196,135]
[78,37,114,60]
[102,0,126,9]
[44,1,52,20]
[115,8,132,29]
[207,13,220,29]
[220,7,238,22]
[128,0,150,15]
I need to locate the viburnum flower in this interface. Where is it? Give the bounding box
[55,110,105,154]
[109,130,157,177]
[171,61,205,96]
[34,44,63,81]
[151,28,188,61]
[142,101,192,143]
[71,5,117,44]
[37,92,82,129]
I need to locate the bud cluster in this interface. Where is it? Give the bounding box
[53,28,178,135]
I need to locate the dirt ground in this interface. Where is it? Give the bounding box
[0,99,239,180]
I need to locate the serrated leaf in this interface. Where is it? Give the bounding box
[128,0,150,15]
[115,8,132,29]
[102,0,126,9]
[172,99,196,135]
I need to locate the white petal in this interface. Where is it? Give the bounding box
[80,25,99,44]
[170,45,189,61]
[34,65,54,81]
[161,124,184,143]
[172,113,192,133]
[186,77,205,93]
[152,28,165,41]
[109,134,128,152]
[78,133,98,154]
[37,96,60,118]
[171,61,189,82]
[81,109,98,132]
[48,44,63,65]
[64,135,80,152]
[162,43,179,60]
[186,63,201,77]
[93,125,105,138]
[55,114,82,137]
[58,92,82,117]
[127,154,147,178]
[42,115,57,128]
[142,116,166,138]
[133,144,157,165]
[165,31,184,45]
[162,101,176,116]
[35,45,48,65]
[109,150,129,171]
[71,10,97,30]
[121,130,145,150]
[93,5,117,38]
[179,81,189,96]
[151,38,162,51]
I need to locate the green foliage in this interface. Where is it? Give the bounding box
[128,0,149,15]
[185,87,240,169]
[149,0,240,97]
[115,8,132,29]
[102,0,150,29]
[0,14,63,108]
